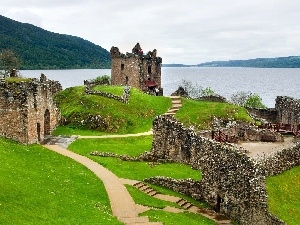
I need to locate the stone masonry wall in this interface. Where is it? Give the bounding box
[259,142,300,177]
[149,115,284,225]
[246,107,278,123]
[275,96,300,127]
[0,74,61,144]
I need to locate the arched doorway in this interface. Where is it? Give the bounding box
[44,109,50,135]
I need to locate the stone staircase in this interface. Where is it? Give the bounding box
[133,181,233,225]
[164,96,182,116]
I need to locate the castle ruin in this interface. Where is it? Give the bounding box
[0,74,62,144]
[110,43,163,95]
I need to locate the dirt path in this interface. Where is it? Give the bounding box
[43,144,161,225]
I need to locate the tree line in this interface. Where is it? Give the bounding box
[197,56,300,68]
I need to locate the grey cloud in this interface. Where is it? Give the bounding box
[1,0,300,64]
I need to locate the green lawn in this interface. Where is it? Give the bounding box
[126,185,216,224]
[141,210,217,225]
[69,135,153,156]
[68,136,200,181]
[267,166,300,225]
[0,137,121,225]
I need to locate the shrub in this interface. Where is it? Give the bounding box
[178,80,216,99]
[89,75,111,85]
[231,91,266,109]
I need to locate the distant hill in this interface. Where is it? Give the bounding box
[162,64,191,67]
[0,15,111,69]
[197,56,300,68]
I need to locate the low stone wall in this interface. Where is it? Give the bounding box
[144,177,203,200]
[246,108,278,123]
[211,117,283,142]
[196,94,227,103]
[259,142,300,176]
[148,115,284,225]
[85,84,130,104]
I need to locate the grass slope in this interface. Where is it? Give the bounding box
[54,86,171,135]
[0,137,121,225]
[267,166,300,225]
[68,136,200,181]
[176,98,253,130]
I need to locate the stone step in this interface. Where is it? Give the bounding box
[133,182,158,196]
[176,198,194,209]
[171,104,182,108]
[133,182,145,188]
[169,95,181,99]
[164,113,176,116]
[169,108,181,112]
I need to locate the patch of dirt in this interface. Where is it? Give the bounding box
[237,136,296,158]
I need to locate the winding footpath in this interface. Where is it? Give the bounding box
[43,96,232,225]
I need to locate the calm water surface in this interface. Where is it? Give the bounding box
[20,67,300,108]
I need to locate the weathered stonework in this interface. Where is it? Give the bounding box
[276,96,300,128]
[147,115,287,225]
[110,43,163,95]
[247,96,300,129]
[85,81,131,104]
[0,74,62,144]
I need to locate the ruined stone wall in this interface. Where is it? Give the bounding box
[259,142,300,177]
[0,82,28,142]
[275,96,300,127]
[0,75,61,144]
[149,115,284,225]
[110,44,162,93]
[246,107,278,123]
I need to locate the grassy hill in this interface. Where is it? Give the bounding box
[54,86,172,135]
[175,98,253,130]
[0,15,110,69]
[54,85,254,135]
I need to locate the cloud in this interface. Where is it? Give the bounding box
[1,0,300,64]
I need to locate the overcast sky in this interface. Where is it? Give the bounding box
[1,0,300,64]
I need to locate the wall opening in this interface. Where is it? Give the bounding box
[148,65,152,74]
[121,64,125,70]
[44,109,50,135]
[37,123,41,141]
[215,195,223,213]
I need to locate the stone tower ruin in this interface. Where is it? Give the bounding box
[110,43,163,95]
[0,74,62,144]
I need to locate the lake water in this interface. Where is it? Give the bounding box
[20,67,300,108]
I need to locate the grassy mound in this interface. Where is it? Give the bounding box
[54,85,171,135]
[176,98,253,130]
[0,137,121,225]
